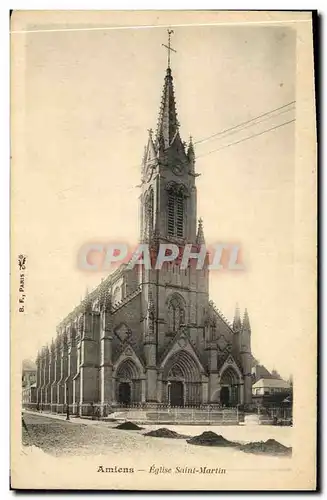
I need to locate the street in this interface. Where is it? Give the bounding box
[22,411,292,457]
[16,411,294,490]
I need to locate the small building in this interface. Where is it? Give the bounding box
[22,359,37,388]
[252,378,291,396]
[22,383,37,405]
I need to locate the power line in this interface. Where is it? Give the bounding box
[196,119,295,160]
[128,118,295,190]
[196,106,295,149]
[130,101,296,183]
[194,100,296,146]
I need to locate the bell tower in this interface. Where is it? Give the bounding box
[140,33,198,246]
[138,30,209,373]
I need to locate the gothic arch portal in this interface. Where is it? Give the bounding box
[115,358,142,405]
[219,365,242,407]
[162,350,202,406]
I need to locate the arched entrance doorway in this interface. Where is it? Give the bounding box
[115,359,141,405]
[169,381,184,407]
[220,366,241,407]
[163,350,202,407]
[118,382,131,405]
[220,386,230,406]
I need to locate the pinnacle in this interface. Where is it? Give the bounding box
[196,218,205,244]
[233,303,242,332]
[242,308,251,333]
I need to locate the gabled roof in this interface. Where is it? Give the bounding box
[159,327,206,375]
[253,378,290,389]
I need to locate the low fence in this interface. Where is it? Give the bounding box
[261,405,292,424]
[22,402,241,424]
[141,407,240,424]
[22,402,292,425]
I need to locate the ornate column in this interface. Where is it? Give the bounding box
[240,309,252,406]
[100,290,113,414]
[48,341,55,410]
[73,316,82,409]
[51,333,61,410]
[65,325,77,405]
[239,383,244,405]
[156,370,163,403]
[40,348,46,405]
[207,342,219,403]
[42,346,50,406]
[35,352,41,405]
[201,374,209,404]
[79,298,98,413]
[144,292,158,402]
[57,330,68,410]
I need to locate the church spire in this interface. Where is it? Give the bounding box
[156,30,179,150]
[196,218,205,244]
[155,67,179,150]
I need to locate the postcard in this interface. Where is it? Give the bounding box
[11,10,317,491]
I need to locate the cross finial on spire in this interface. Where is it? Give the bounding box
[162,29,176,69]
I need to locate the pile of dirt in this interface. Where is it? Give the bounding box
[115,421,143,430]
[144,428,189,439]
[239,439,292,456]
[187,431,237,447]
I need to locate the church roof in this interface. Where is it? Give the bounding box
[209,301,234,334]
[57,264,127,329]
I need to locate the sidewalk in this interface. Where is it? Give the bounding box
[23,409,116,427]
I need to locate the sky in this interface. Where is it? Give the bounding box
[13,16,296,378]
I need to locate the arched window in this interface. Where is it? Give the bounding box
[113,285,121,304]
[167,184,186,238]
[167,294,185,333]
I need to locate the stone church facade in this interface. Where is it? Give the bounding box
[35,62,254,414]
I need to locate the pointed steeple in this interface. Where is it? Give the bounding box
[187,135,195,160]
[233,303,242,333]
[196,218,205,244]
[242,308,251,334]
[146,128,157,161]
[155,67,179,150]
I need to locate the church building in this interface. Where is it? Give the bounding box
[35,41,254,414]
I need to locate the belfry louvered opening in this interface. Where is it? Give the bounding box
[167,188,185,238]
